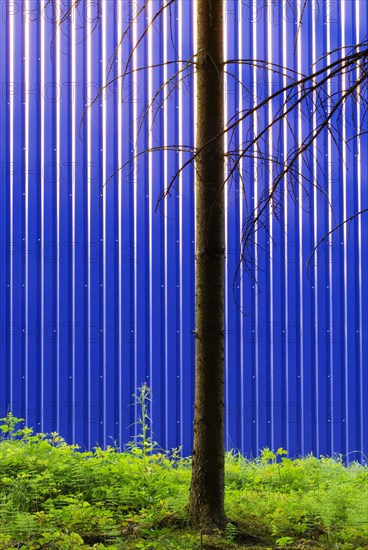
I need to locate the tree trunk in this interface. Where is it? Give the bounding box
[189,0,225,531]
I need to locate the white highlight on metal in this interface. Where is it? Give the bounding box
[193,0,198,429]
[237,0,244,452]
[56,0,61,435]
[24,0,30,424]
[282,0,289,453]
[71,0,77,443]
[267,0,274,448]
[8,0,14,404]
[252,0,259,452]
[340,0,349,456]
[178,0,184,447]
[163,0,169,450]
[355,0,364,454]
[148,0,153,417]
[311,0,320,457]
[117,0,123,447]
[132,0,139,437]
[223,0,229,450]
[40,0,45,430]
[296,0,305,455]
[85,2,92,445]
[326,0,334,453]
[102,0,108,445]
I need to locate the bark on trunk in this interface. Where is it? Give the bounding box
[189,0,225,531]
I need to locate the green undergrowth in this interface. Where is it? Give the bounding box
[0,389,367,549]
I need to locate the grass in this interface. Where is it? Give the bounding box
[0,393,367,550]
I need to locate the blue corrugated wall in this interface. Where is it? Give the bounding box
[0,0,367,460]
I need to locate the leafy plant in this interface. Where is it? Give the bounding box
[0,412,26,441]
[276,535,294,547]
[224,521,237,542]
[0,402,367,549]
[125,383,157,458]
[260,447,288,464]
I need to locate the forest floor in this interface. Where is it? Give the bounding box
[0,412,367,550]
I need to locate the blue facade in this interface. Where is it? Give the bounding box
[0,0,367,460]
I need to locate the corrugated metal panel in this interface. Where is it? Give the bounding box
[0,0,367,460]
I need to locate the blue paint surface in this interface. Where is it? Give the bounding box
[0,0,366,461]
